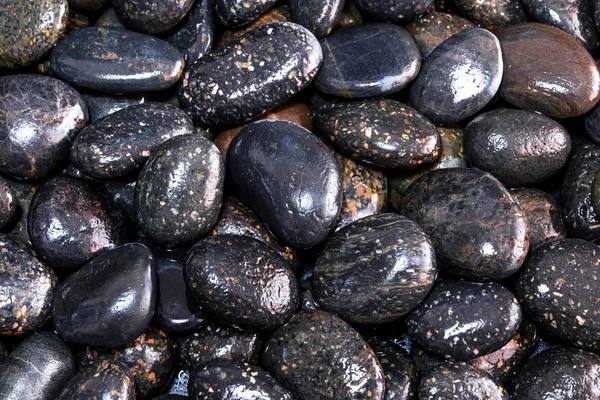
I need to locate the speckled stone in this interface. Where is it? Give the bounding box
[5,181,38,246]
[215,0,278,27]
[179,22,322,129]
[312,97,441,170]
[498,23,600,118]
[79,326,174,400]
[410,28,503,125]
[50,27,185,94]
[71,103,194,180]
[368,338,418,400]
[113,0,194,34]
[0,178,18,230]
[290,0,345,38]
[216,5,290,47]
[511,188,566,250]
[0,332,75,400]
[57,361,135,400]
[316,23,421,99]
[177,321,263,370]
[353,0,434,23]
[263,310,385,400]
[135,134,224,248]
[454,0,526,31]
[464,108,571,186]
[419,363,508,399]
[81,92,149,122]
[68,0,107,10]
[400,168,529,280]
[0,0,68,68]
[167,0,214,64]
[0,75,88,180]
[406,12,475,59]
[509,346,600,398]
[189,361,293,400]
[313,214,436,325]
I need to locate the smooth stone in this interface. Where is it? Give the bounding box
[5,181,38,246]
[79,326,174,400]
[50,27,185,94]
[113,0,194,34]
[498,23,600,118]
[135,134,224,248]
[188,361,293,400]
[290,0,345,38]
[336,0,364,27]
[464,108,571,186]
[453,0,526,31]
[71,103,195,180]
[0,0,68,68]
[0,332,75,400]
[215,0,278,27]
[316,23,421,99]
[178,22,322,129]
[420,363,508,399]
[410,28,503,125]
[186,235,298,330]
[406,12,475,59]
[353,0,434,23]
[312,213,437,325]
[226,120,342,249]
[81,92,148,122]
[95,179,136,223]
[178,321,263,370]
[400,168,529,280]
[510,188,566,250]
[29,176,131,273]
[313,97,441,170]
[368,339,418,400]
[57,361,135,400]
[263,310,386,400]
[166,0,214,64]
[0,178,18,230]
[407,280,523,360]
[216,5,290,47]
[586,101,600,143]
[0,75,88,180]
[68,0,107,10]
[95,8,126,28]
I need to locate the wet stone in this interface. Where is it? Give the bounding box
[0,74,88,180]
[166,0,214,65]
[406,12,475,59]
[407,279,523,361]
[216,5,290,47]
[215,0,278,28]
[498,23,600,118]
[179,22,322,129]
[453,0,526,31]
[315,23,421,99]
[99,179,137,223]
[419,363,508,400]
[290,0,345,38]
[0,178,18,230]
[410,28,503,125]
[57,361,135,400]
[113,0,194,34]
[335,0,364,27]
[263,310,386,400]
[400,168,529,281]
[368,338,418,400]
[50,27,185,94]
[81,92,148,122]
[5,181,38,246]
[353,0,434,24]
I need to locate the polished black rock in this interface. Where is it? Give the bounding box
[353,0,434,23]
[0,235,57,336]
[0,74,88,180]
[227,120,342,249]
[263,310,386,400]
[50,27,185,93]
[215,0,278,27]
[420,363,508,400]
[508,346,600,399]
[81,92,148,122]
[135,134,225,248]
[410,28,503,125]
[0,332,75,400]
[312,96,441,170]
[186,235,298,330]
[166,0,214,64]
[407,280,523,361]
[0,178,18,230]
[113,0,194,34]
[312,213,437,325]
[464,108,571,186]
[178,22,322,129]
[453,0,526,31]
[290,0,345,38]
[71,103,195,180]
[189,361,293,400]
[57,361,135,400]
[368,338,418,400]
[316,23,420,98]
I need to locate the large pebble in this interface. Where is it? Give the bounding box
[166,0,214,64]
[215,0,278,27]
[0,178,18,230]
[420,363,508,399]
[290,0,345,38]
[353,0,433,23]
[113,0,194,34]
[57,361,135,400]
[368,338,418,400]
[405,12,475,59]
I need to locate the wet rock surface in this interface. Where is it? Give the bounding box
[57,361,135,400]
[113,0,195,34]
[419,363,508,399]
[406,12,475,59]
[290,0,345,38]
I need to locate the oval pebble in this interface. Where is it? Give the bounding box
[113,0,194,34]
[405,12,475,59]
[215,0,278,27]
[419,363,508,400]
[353,0,434,24]
[57,361,135,400]
[0,177,18,230]
[290,0,344,38]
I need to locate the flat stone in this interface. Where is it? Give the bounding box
[406,12,475,59]
[113,0,194,34]
[215,0,278,27]
[353,0,434,24]
[57,361,135,400]
[166,0,214,64]
[368,339,418,400]
[453,0,526,31]
[420,363,508,399]
[0,178,18,230]
[290,0,345,38]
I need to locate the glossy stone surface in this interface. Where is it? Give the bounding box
[81,92,148,122]
[5,181,38,246]
[353,0,434,23]
[0,75,88,180]
[290,0,344,38]
[313,97,441,170]
[263,310,385,400]
[406,12,475,59]
[0,332,75,400]
[189,361,293,400]
[420,363,508,399]
[400,168,529,280]
[179,22,322,129]
[215,0,278,27]
[464,108,571,186]
[368,338,418,400]
[71,103,194,180]
[0,0,68,68]
[454,0,526,31]
[57,361,135,400]
[166,0,214,64]
[316,23,421,98]
[50,28,185,94]
[407,280,522,360]
[0,178,17,230]
[498,23,600,118]
[227,120,342,249]
[113,0,194,34]
[410,28,503,125]
[135,134,224,248]
[216,5,290,47]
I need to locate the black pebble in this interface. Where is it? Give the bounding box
[57,361,135,400]
[215,0,279,27]
[81,92,148,122]
[112,0,194,34]
[0,177,18,230]
[353,0,434,24]
[166,0,214,64]
[368,338,418,400]
[419,362,508,399]
[290,0,345,38]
